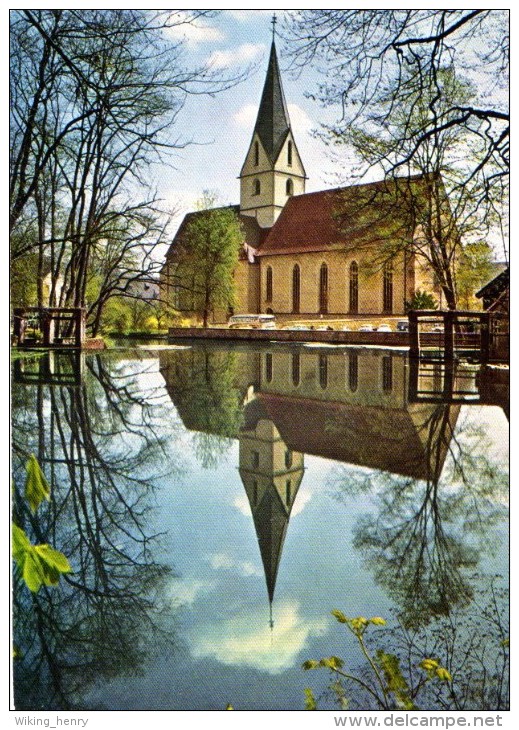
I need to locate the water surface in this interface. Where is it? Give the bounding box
[11,344,509,711]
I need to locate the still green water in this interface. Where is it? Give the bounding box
[11,343,509,711]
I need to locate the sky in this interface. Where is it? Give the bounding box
[151,10,345,230]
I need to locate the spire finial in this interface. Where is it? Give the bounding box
[271,13,277,41]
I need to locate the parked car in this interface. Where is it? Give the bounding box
[358,323,375,332]
[396,320,409,332]
[377,323,392,332]
[228,314,276,329]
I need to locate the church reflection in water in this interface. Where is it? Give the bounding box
[158,345,496,610]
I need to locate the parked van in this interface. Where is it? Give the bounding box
[227,313,276,330]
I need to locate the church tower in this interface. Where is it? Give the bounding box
[239,38,307,228]
[239,402,305,606]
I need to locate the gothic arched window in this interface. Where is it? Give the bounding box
[254,141,259,166]
[253,178,261,196]
[292,264,300,313]
[382,355,393,392]
[319,354,328,389]
[291,353,300,387]
[285,449,293,469]
[265,353,273,383]
[348,353,358,392]
[319,262,328,314]
[266,266,273,303]
[383,261,393,313]
[349,261,359,313]
[287,140,293,166]
[286,480,292,505]
[286,178,294,196]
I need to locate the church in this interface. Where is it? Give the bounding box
[161,38,441,322]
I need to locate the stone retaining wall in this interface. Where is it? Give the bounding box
[167,327,409,347]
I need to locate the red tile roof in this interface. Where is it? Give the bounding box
[257,392,457,480]
[258,176,426,256]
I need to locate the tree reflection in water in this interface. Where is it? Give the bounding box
[320,397,508,712]
[159,347,245,469]
[330,403,508,628]
[12,353,180,710]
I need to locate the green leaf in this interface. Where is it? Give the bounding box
[370,616,387,626]
[304,688,317,710]
[377,650,409,691]
[350,617,369,634]
[435,667,452,682]
[12,524,71,593]
[302,660,320,670]
[25,455,51,513]
[331,609,348,623]
[320,656,344,670]
[377,650,417,710]
[20,546,48,592]
[420,658,440,678]
[34,544,72,585]
[12,523,31,562]
[226,704,234,710]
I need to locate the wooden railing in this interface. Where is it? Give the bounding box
[13,307,86,348]
[408,310,508,363]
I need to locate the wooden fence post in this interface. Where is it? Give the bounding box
[480,312,490,364]
[75,308,86,347]
[444,311,454,360]
[409,310,419,358]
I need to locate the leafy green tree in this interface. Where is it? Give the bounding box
[406,290,438,311]
[173,195,244,327]
[10,253,39,309]
[159,347,244,467]
[456,241,495,309]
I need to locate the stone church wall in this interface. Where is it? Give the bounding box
[258,250,408,315]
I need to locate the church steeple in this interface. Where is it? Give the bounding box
[239,36,307,228]
[238,400,305,607]
[253,42,291,165]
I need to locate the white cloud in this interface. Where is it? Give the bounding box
[191,600,329,673]
[163,17,224,46]
[290,486,313,517]
[233,493,252,516]
[206,551,263,578]
[207,43,265,70]
[233,103,258,130]
[288,103,314,135]
[167,578,215,607]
